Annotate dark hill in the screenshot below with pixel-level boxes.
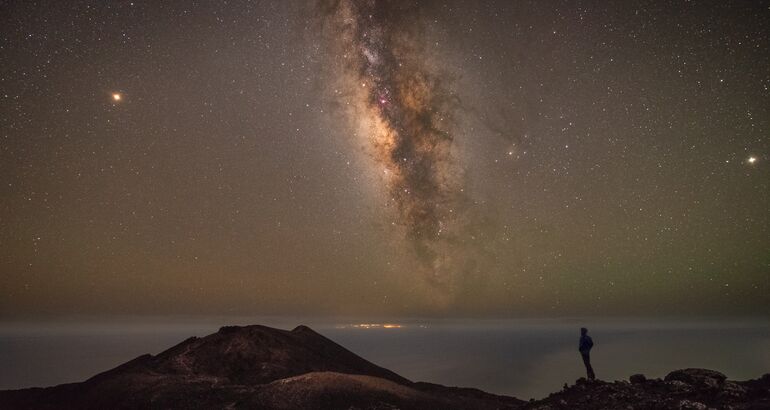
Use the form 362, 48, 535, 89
107, 324, 411, 386
0, 324, 521, 409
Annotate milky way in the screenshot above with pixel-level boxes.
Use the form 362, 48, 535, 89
319, 0, 470, 289
3, 0, 767, 317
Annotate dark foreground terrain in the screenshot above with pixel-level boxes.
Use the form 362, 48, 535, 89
0, 324, 767, 409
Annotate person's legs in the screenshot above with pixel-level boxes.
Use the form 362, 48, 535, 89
581, 353, 596, 380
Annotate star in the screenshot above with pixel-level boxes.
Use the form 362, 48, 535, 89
747, 156, 757, 164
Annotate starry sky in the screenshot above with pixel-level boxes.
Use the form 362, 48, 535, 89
1, 0, 768, 318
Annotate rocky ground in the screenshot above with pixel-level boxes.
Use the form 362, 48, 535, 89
527, 368, 770, 410
0, 324, 767, 409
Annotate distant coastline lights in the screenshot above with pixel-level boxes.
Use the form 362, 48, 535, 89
336, 323, 405, 329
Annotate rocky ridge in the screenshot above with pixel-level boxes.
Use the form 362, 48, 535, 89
527, 368, 770, 410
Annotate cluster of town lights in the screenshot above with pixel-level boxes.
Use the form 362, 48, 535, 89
336, 323, 403, 329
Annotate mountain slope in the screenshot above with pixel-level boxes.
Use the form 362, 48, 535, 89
111, 324, 412, 385
0, 324, 522, 409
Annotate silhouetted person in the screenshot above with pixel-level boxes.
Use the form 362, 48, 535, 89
579, 327, 595, 380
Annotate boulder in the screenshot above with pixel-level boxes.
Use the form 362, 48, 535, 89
719, 381, 747, 399
665, 379, 693, 392
629, 374, 647, 384
665, 369, 726, 389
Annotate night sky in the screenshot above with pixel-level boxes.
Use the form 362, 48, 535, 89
2, 1, 768, 318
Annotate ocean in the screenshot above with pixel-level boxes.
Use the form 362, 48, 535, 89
1, 318, 768, 399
